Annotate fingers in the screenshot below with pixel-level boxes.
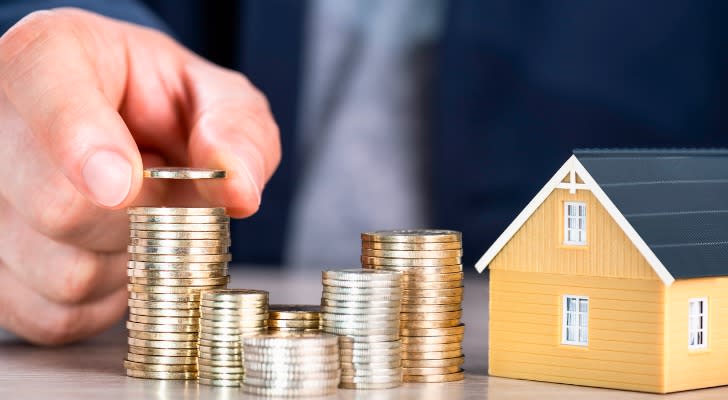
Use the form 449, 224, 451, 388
183, 60, 281, 217
0, 9, 143, 209
0, 263, 128, 345
0, 199, 128, 304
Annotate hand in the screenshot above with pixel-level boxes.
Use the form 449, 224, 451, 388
0, 8, 280, 345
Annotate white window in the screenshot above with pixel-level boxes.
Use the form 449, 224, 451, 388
688, 298, 707, 349
562, 295, 589, 346
564, 202, 586, 245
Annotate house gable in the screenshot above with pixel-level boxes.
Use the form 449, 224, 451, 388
475, 156, 674, 285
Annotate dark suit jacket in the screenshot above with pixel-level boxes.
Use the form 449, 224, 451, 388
2, 0, 726, 267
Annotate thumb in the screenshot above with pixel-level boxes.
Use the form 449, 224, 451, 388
184, 60, 281, 217
0, 10, 143, 208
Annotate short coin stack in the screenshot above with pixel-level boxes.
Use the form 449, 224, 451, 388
198, 289, 269, 387
125, 168, 231, 380
361, 229, 465, 383
242, 332, 340, 397
268, 305, 321, 332
320, 269, 403, 389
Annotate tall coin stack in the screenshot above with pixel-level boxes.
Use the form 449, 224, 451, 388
197, 289, 269, 387
361, 230, 465, 383
125, 167, 231, 380
320, 269, 403, 389
242, 332, 340, 397
268, 305, 321, 332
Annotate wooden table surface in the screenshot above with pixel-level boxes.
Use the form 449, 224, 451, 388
0, 268, 726, 399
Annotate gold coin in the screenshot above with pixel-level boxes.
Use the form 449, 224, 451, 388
361, 256, 461, 267
401, 356, 464, 368
401, 366, 462, 375
267, 319, 320, 329
403, 370, 464, 383
401, 287, 463, 298
127, 315, 197, 326
198, 353, 241, 362
401, 342, 462, 352
362, 241, 461, 250
200, 289, 269, 302
127, 261, 228, 271
124, 360, 197, 372
199, 318, 266, 329
129, 254, 232, 263
268, 327, 320, 333
128, 346, 198, 357
198, 333, 245, 342
198, 359, 242, 369
127, 269, 228, 279
127, 337, 198, 349
199, 325, 253, 335
400, 310, 462, 321
128, 276, 230, 286
128, 291, 201, 302
128, 207, 226, 216
401, 280, 462, 290
129, 215, 230, 224
398, 272, 464, 283
143, 167, 226, 179
268, 304, 320, 320
128, 331, 199, 341
199, 301, 268, 310
375, 266, 464, 277
198, 339, 243, 348
130, 237, 231, 247
400, 324, 465, 337
402, 349, 463, 360
198, 345, 241, 355
126, 321, 199, 333
126, 353, 198, 365
199, 372, 243, 381
401, 318, 460, 329
400, 334, 463, 345
129, 222, 229, 232
198, 365, 244, 374
125, 369, 197, 380
128, 284, 223, 294
360, 229, 461, 243
400, 304, 461, 313
400, 295, 462, 305
361, 248, 463, 259
130, 230, 229, 240
128, 245, 228, 255
198, 377, 240, 387
129, 307, 200, 318
373, 265, 463, 275
127, 299, 199, 310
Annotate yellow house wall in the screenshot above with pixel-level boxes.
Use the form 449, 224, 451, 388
490, 188, 658, 279
489, 270, 665, 392
664, 277, 728, 392
488, 187, 667, 392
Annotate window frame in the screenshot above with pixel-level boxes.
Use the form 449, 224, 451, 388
562, 295, 589, 346
563, 201, 587, 246
688, 297, 708, 350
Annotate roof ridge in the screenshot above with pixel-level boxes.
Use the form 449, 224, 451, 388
574, 148, 728, 157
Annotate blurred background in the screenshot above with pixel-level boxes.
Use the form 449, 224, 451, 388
8, 0, 727, 272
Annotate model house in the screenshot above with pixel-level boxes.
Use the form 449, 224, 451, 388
475, 149, 728, 393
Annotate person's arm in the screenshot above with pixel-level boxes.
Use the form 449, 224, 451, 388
0, 6, 280, 345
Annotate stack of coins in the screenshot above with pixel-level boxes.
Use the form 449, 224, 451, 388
197, 289, 269, 387
361, 229, 465, 383
268, 305, 321, 332
125, 168, 231, 380
242, 332, 340, 397
320, 269, 403, 390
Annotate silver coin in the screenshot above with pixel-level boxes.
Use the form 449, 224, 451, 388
143, 167, 226, 179
128, 214, 230, 224
322, 269, 402, 281
130, 230, 230, 240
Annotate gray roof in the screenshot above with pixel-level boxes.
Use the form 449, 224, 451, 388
574, 149, 728, 280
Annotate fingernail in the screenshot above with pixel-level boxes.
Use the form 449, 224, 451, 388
82, 150, 132, 207
237, 154, 265, 206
